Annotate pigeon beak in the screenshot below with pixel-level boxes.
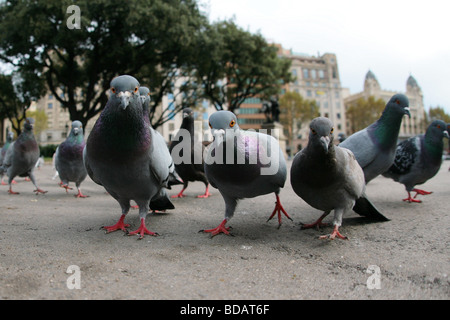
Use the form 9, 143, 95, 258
404, 107, 411, 118
212, 128, 225, 145
320, 136, 330, 153
118, 91, 132, 110
73, 128, 79, 135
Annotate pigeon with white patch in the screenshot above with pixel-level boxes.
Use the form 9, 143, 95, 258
382, 119, 449, 202
0, 118, 47, 194
290, 117, 383, 240
0, 131, 14, 185
83, 75, 175, 239
54, 120, 88, 197
169, 107, 211, 198
201, 110, 290, 236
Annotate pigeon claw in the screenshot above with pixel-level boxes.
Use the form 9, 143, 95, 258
319, 226, 348, 240
196, 186, 212, 198
266, 194, 292, 228
102, 215, 130, 233
127, 218, 158, 239
403, 191, 423, 203
200, 219, 232, 237
171, 191, 186, 198
34, 188, 48, 194
60, 184, 73, 193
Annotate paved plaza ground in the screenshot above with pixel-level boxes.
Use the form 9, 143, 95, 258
0, 160, 449, 300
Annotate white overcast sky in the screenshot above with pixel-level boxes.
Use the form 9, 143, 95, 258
205, 0, 450, 114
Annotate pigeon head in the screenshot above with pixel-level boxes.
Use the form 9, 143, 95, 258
182, 108, 194, 119
110, 75, 140, 110
6, 131, 14, 142
427, 120, 449, 140
209, 111, 239, 143
386, 94, 410, 118
139, 86, 151, 110
70, 120, 83, 136
308, 117, 334, 153
24, 118, 35, 131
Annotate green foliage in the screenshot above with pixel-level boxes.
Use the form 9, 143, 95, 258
190, 20, 293, 112
427, 106, 450, 124
279, 91, 319, 149
39, 144, 58, 158
0, 1, 292, 130
346, 96, 386, 133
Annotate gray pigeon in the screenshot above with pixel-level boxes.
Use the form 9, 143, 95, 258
139, 85, 181, 210
0, 131, 14, 185
0, 118, 47, 194
201, 110, 290, 236
169, 107, 211, 198
54, 120, 88, 197
382, 119, 449, 202
339, 94, 410, 218
291, 117, 367, 240
340, 93, 411, 183
83, 75, 175, 239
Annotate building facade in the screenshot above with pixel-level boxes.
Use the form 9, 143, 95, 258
343, 70, 425, 139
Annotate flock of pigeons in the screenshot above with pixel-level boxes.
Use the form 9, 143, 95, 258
0, 75, 448, 240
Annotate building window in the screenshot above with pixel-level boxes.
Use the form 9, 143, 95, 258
48, 103, 53, 109
48, 94, 53, 100
307, 90, 312, 97
318, 70, 325, 79
303, 69, 309, 79
310, 69, 316, 79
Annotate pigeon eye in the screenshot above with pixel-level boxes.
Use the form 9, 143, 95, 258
311, 128, 316, 135
229, 120, 236, 127
134, 87, 139, 93
437, 125, 441, 128
330, 128, 334, 134
111, 87, 116, 94
396, 100, 400, 105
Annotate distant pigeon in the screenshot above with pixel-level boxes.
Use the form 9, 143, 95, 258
54, 120, 88, 197
201, 110, 290, 236
0, 118, 47, 194
0, 131, 14, 185
340, 94, 411, 183
83, 75, 175, 239
169, 107, 211, 198
382, 120, 449, 202
291, 117, 386, 240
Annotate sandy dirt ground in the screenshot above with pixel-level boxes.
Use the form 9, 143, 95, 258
0, 160, 449, 300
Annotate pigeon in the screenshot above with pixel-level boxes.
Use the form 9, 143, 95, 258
136, 85, 181, 212
0, 131, 14, 185
169, 107, 211, 198
83, 75, 175, 239
340, 93, 411, 184
291, 117, 374, 240
0, 118, 47, 194
201, 110, 290, 236
54, 120, 88, 197
382, 119, 449, 202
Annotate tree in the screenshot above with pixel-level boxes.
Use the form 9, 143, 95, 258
0, 72, 46, 136
346, 96, 385, 134
193, 20, 293, 112
0, 0, 209, 129
279, 91, 319, 153
428, 106, 450, 123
